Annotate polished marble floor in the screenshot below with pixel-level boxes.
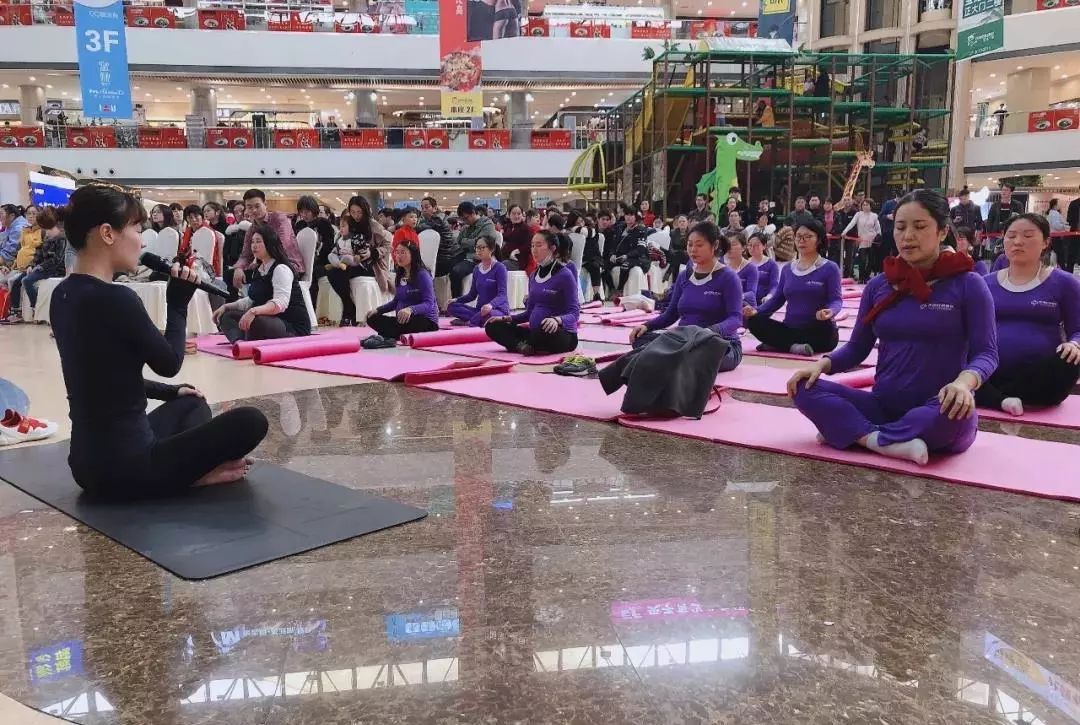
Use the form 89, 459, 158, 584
1, 324, 1080, 724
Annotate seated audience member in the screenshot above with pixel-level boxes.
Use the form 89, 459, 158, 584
724, 231, 758, 307
203, 201, 229, 237
581, 212, 606, 302
0, 204, 30, 268
231, 189, 306, 292
664, 214, 690, 284
953, 226, 988, 276
365, 241, 439, 342
214, 223, 312, 343
11, 204, 41, 272
6, 207, 66, 323
169, 203, 184, 231
976, 213, 1080, 416
719, 210, 743, 237
377, 207, 396, 231
485, 230, 579, 356
500, 204, 536, 274
222, 211, 250, 297
743, 212, 775, 242
148, 204, 174, 234
744, 219, 842, 356
293, 195, 336, 308
628, 221, 742, 372
748, 232, 779, 305
787, 189, 997, 466
604, 209, 652, 294
51, 185, 268, 498
447, 234, 509, 326
452, 201, 495, 297
327, 195, 392, 326
177, 204, 221, 278
392, 206, 420, 251
687, 194, 711, 225
638, 198, 656, 228
418, 196, 457, 280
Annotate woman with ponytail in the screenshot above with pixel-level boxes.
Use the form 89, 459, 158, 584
786, 189, 998, 466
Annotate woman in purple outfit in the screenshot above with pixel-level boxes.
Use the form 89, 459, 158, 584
786, 190, 998, 466
977, 213, 1080, 416
743, 218, 842, 357
365, 241, 439, 343
747, 232, 779, 305
724, 231, 759, 308
447, 234, 509, 326
628, 221, 743, 371
485, 230, 579, 355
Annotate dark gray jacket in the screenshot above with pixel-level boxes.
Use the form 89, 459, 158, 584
599, 325, 728, 419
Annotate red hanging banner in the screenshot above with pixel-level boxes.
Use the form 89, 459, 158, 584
569, 22, 610, 38
137, 127, 187, 148
689, 20, 718, 38
1028, 111, 1053, 132
272, 129, 321, 148
404, 129, 449, 149
438, 0, 482, 117
50, 4, 76, 26
468, 130, 510, 149
0, 126, 45, 148
530, 130, 573, 149
66, 126, 117, 148
126, 6, 175, 28
526, 18, 548, 36
0, 3, 32, 25
630, 22, 671, 39
267, 11, 313, 31
1052, 107, 1079, 131
197, 9, 246, 30
340, 129, 386, 148
204, 127, 254, 148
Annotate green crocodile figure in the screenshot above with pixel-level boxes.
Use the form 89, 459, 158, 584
695, 132, 764, 217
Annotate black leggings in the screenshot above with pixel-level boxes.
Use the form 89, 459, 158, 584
975, 353, 1080, 409
308, 265, 327, 310
368, 313, 438, 340
665, 250, 688, 281
485, 319, 578, 355
218, 309, 299, 344
747, 315, 839, 353
327, 265, 375, 323
450, 259, 475, 297
76, 397, 268, 499
582, 259, 603, 287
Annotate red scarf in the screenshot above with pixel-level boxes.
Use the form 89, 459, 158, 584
861, 251, 973, 324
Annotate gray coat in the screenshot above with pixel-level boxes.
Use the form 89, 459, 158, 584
598, 325, 729, 419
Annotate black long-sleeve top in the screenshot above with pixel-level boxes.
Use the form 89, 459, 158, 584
50, 274, 192, 478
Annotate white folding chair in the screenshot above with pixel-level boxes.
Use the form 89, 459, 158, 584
651, 230, 671, 251
350, 278, 392, 322
610, 266, 647, 297
190, 227, 216, 264
506, 270, 528, 309
141, 228, 158, 250
295, 227, 319, 329
568, 232, 586, 302
418, 229, 440, 272
155, 227, 180, 260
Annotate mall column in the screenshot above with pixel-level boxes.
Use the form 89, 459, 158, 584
352, 91, 379, 128
508, 91, 530, 149
19, 85, 44, 125
190, 87, 217, 148
1003, 66, 1050, 134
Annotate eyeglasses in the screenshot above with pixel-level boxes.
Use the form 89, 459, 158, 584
794, 233, 818, 241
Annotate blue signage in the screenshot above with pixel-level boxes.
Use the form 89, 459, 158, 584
28, 640, 84, 684
73, 0, 132, 119
385, 608, 460, 642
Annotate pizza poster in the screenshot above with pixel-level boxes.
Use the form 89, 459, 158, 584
438, 0, 482, 118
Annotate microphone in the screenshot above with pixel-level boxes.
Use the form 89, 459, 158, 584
139, 252, 239, 301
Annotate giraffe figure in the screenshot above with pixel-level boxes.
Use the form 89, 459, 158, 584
841, 149, 875, 202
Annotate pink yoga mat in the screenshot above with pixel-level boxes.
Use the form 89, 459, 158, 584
401, 327, 491, 348
610, 314, 659, 327
618, 395, 1080, 502
252, 337, 362, 364
740, 333, 878, 366
410, 372, 626, 421
841, 289, 863, 300
576, 325, 636, 344
602, 310, 654, 324
194, 334, 233, 358
230, 327, 371, 360
581, 300, 604, 310
263, 347, 476, 381
417, 341, 626, 366
402, 361, 515, 385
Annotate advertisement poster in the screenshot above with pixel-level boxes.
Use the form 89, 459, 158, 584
957, 0, 1003, 60
341, 129, 387, 148
137, 126, 186, 148
273, 128, 320, 148
529, 130, 572, 149
0, 127, 45, 147
125, 6, 175, 28
197, 8, 246, 30
74, 0, 132, 119
468, 129, 509, 149
439, 0, 482, 117
66, 125, 118, 147
758, 0, 795, 43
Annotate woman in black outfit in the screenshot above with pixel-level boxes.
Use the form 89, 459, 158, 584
148, 204, 174, 234
51, 186, 268, 499
202, 201, 229, 237
213, 222, 312, 342
293, 194, 336, 309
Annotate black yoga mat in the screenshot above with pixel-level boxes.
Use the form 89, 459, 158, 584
0, 441, 427, 580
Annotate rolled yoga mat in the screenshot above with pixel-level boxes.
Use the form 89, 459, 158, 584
0, 441, 427, 580
617, 392, 1080, 502
400, 327, 492, 348
252, 337, 362, 364
402, 361, 515, 385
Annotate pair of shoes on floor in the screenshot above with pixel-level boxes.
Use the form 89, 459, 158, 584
554, 353, 598, 377
449, 318, 469, 327
362, 334, 398, 350
338, 317, 355, 328
1, 409, 59, 446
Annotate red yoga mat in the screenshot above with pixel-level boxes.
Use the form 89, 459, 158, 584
252, 337, 362, 364
410, 371, 627, 421
263, 347, 477, 381
402, 361, 515, 385
618, 394, 1080, 502
401, 327, 491, 348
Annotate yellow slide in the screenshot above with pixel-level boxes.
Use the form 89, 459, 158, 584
627, 67, 694, 163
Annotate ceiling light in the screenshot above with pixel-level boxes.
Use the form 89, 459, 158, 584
61, 91, 67, 96
1063, 74, 1069, 79
145, 93, 151, 98
571, 91, 577, 97
1016, 65, 1024, 70
0, 84, 7, 89
418, 96, 425, 101
989, 73, 996, 78
28, 76, 35, 81
133, 85, 140, 90
369, 92, 378, 101
259, 87, 266, 92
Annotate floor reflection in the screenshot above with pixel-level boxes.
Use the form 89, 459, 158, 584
0, 383, 1077, 724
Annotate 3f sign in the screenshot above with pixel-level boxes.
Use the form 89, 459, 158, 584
84, 30, 119, 52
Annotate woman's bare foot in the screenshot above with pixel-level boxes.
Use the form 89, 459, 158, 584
195, 459, 252, 487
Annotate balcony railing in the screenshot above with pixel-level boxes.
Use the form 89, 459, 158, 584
0, 2, 758, 40
969, 107, 1079, 137
0, 121, 602, 150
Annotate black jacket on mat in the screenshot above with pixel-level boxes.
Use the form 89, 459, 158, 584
598, 325, 729, 419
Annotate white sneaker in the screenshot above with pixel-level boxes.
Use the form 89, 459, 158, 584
0, 409, 59, 446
